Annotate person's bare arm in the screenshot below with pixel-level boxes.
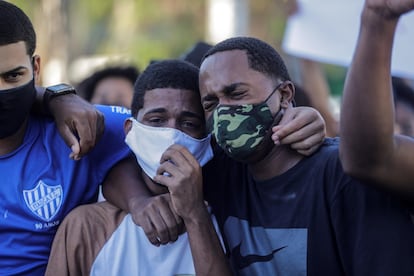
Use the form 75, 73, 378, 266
339, 0, 414, 198
155, 144, 232, 276
102, 156, 184, 246
34, 86, 104, 160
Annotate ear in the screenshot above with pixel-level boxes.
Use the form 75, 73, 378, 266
32, 55, 41, 84
279, 81, 295, 109
124, 118, 133, 136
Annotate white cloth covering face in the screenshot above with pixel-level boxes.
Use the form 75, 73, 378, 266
125, 117, 214, 179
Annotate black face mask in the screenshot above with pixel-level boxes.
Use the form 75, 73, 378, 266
0, 79, 36, 139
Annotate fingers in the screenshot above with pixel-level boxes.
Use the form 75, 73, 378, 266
277, 120, 325, 146
75, 115, 97, 157
272, 123, 298, 145
155, 145, 198, 186
272, 107, 303, 144
290, 132, 325, 156
51, 94, 104, 160
157, 202, 183, 243
137, 215, 162, 247
75, 109, 104, 158
296, 144, 321, 156
153, 145, 204, 220
130, 195, 184, 246
95, 111, 105, 143
59, 119, 95, 160
69, 144, 81, 161
56, 124, 81, 160
159, 144, 198, 168
272, 106, 325, 155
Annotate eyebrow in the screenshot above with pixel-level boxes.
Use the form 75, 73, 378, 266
144, 108, 203, 121
0, 66, 27, 77
201, 82, 246, 102
143, 108, 167, 115
223, 82, 244, 95
181, 110, 204, 121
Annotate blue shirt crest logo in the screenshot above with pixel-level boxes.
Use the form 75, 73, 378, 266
23, 180, 63, 221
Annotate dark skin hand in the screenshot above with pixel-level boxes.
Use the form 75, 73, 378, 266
154, 144, 232, 276
102, 156, 184, 246
37, 86, 105, 160
128, 192, 184, 246
154, 145, 205, 221
272, 106, 326, 156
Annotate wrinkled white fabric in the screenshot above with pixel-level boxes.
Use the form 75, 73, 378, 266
125, 118, 213, 179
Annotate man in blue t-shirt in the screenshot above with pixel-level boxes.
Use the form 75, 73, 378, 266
0, 2, 139, 274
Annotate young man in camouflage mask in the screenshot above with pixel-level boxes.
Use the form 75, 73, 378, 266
189, 36, 413, 275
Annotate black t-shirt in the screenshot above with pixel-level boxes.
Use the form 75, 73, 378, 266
203, 138, 414, 275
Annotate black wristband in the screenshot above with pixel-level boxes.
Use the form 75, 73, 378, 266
43, 83, 76, 114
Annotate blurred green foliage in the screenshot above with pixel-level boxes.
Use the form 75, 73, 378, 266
324, 64, 347, 97
9, 0, 345, 94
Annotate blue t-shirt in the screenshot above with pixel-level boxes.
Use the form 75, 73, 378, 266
203, 138, 414, 275
0, 105, 131, 275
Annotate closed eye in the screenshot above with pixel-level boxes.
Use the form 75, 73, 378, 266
203, 100, 218, 112
229, 90, 247, 100
202, 94, 219, 112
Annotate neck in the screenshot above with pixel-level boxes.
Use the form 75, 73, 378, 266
0, 121, 28, 156
248, 144, 303, 181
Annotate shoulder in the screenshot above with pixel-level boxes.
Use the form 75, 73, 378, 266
94, 105, 130, 143
302, 137, 341, 172
317, 137, 340, 155
311, 137, 345, 172
85, 106, 131, 172
96, 105, 131, 125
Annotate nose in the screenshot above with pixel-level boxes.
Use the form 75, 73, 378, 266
165, 119, 177, 130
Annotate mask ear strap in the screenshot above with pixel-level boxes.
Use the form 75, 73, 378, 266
265, 81, 285, 103
271, 107, 284, 127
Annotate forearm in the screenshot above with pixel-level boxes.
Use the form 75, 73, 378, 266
340, 8, 397, 174
32, 86, 48, 115
102, 156, 151, 212
340, 7, 414, 196
184, 207, 232, 276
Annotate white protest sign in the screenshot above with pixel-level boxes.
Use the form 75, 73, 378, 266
282, 0, 414, 79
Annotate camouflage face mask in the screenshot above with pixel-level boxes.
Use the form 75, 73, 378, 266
207, 83, 284, 161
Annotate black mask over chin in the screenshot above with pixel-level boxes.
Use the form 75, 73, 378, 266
0, 79, 36, 139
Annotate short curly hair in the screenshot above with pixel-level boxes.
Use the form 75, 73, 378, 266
0, 1, 36, 56
131, 59, 200, 117
202, 36, 291, 83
